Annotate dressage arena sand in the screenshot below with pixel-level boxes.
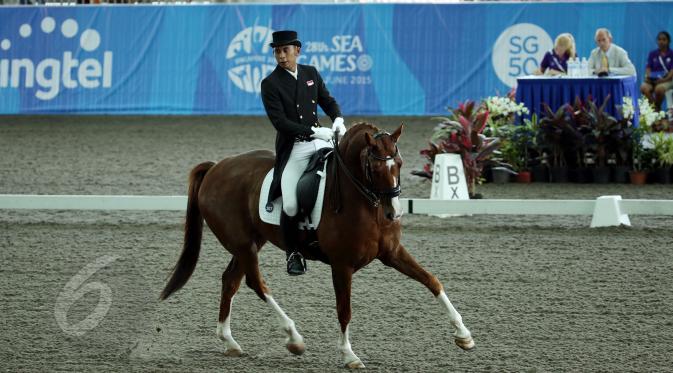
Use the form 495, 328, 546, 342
1, 115, 672, 372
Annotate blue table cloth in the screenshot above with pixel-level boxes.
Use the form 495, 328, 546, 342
515, 75, 639, 126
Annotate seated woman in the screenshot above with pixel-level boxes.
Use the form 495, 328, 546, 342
534, 33, 576, 76
640, 31, 673, 111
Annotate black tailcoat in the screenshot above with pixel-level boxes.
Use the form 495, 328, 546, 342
261, 63, 341, 205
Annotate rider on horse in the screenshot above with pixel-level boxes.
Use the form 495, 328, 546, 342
260, 30, 346, 276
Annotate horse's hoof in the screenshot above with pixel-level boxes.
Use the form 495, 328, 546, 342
286, 342, 305, 356
345, 359, 366, 369
223, 348, 243, 357
455, 336, 475, 351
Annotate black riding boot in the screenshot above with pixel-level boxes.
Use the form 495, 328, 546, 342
280, 212, 307, 276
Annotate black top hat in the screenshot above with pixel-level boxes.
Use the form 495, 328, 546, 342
270, 30, 302, 48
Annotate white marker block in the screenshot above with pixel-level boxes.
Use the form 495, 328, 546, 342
591, 195, 631, 228
430, 154, 470, 201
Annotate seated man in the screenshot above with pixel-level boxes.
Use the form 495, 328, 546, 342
588, 28, 636, 76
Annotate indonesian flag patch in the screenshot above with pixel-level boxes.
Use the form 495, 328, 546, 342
307, 80, 314, 86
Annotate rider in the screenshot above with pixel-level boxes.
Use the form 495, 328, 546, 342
261, 30, 346, 276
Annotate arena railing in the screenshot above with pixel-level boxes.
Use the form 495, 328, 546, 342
1, 194, 672, 228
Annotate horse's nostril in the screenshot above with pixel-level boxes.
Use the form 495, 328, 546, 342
386, 212, 395, 220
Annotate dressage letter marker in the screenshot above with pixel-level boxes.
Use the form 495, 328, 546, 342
430, 154, 469, 201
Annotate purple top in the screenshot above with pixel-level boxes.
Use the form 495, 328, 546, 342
646, 49, 673, 78
540, 50, 569, 73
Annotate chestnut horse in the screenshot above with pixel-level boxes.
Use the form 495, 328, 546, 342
160, 122, 474, 368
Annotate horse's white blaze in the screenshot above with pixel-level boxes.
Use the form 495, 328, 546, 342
217, 306, 242, 353
386, 158, 395, 170
391, 196, 403, 219
437, 290, 471, 340
265, 294, 304, 345
339, 325, 364, 367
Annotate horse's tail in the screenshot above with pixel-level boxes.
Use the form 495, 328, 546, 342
160, 161, 215, 301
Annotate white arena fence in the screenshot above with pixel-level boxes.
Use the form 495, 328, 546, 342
1, 194, 672, 227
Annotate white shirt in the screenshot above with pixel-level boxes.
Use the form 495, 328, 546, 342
588, 44, 636, 76
284, 67, 298, 80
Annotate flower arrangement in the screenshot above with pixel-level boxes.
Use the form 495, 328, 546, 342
481, 94, 530, 137
621, 96, 666, 130
482, 95, 530, 121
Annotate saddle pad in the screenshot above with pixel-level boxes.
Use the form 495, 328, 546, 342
258, 162, 328, 230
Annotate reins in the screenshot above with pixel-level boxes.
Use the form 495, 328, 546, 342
329, 130, 402, 214
330, 131, 381, 213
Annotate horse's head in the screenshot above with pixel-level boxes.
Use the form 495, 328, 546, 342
362, 124, 404, 221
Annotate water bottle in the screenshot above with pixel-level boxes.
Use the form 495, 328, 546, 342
568, 58, 577, 77
580, 57, 589, 77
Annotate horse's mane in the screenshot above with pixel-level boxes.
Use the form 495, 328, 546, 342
340, 122, 379, 158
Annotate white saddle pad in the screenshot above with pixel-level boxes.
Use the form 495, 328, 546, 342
258, 162, 328, 230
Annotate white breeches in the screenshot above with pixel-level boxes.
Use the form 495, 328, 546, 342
281, 138, 332, 217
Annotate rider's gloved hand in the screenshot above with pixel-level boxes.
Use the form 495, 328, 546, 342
311, 126, 333, 142
331, 117, 347, 137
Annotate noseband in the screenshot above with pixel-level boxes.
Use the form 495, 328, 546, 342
331, 130, 402, 211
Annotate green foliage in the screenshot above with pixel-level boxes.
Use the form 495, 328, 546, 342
650, 132, 673, 167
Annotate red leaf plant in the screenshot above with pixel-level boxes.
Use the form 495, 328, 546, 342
412, 101, 502, 196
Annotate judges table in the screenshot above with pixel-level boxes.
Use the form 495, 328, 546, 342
515, 75, 639, 125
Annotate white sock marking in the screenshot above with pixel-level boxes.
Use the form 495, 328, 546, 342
265, 294, 304, 345
437, 290, 471, 339
216, 297, 242, 353
339, 325, 363, 367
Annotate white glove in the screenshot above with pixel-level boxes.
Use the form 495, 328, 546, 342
332, 117, 347, 137
311, 126, 333, 142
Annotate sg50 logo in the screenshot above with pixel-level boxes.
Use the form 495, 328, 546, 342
492, 23, 553, 88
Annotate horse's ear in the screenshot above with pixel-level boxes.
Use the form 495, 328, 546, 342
365, 132, 375, 147
391, 123, 404, 142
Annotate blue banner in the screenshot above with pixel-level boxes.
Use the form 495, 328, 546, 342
0, 2, 672, 115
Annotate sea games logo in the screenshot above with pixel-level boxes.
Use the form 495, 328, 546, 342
0, 17, 113, 100
299, 35, 373, 86
226, 25, 276, 94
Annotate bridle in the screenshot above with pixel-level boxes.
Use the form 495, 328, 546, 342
364, 132, 402, 199
330, 130, 402, 212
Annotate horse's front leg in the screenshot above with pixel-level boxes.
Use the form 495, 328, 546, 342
331, 265, 365, 368
379, 244, 475, 350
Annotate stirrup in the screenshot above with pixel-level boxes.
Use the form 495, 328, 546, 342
286, 252, 307, 276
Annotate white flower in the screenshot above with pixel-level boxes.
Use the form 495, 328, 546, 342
636, 96, 666, 128
484, 96, 529, 117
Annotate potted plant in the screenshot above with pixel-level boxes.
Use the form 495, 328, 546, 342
510, 114, 538, 183
567, 97, 594, 183
612, 99, 637, 183
413, 101, 503, 198
630, 127, 651, 185
586, 96, 618, 183
481, 95, 530, 184
538, 103, 581, 182
650, 131, 673, 183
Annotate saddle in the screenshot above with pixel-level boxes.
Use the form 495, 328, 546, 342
296, 147, 332, 223
258, 148, 332, 230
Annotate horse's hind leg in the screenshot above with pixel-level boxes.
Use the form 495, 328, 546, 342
217, 257, 245, 356
242, 246, 305, 355
379, 244, 474, 351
